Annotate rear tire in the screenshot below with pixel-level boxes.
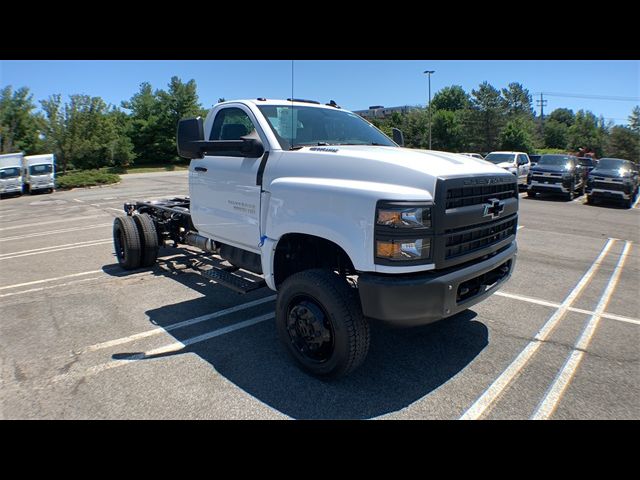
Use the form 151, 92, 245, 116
276, 269, 370, 379
113, 216, 141, 270
133, 213, 159, 267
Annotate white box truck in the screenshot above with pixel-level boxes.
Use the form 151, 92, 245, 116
0, 152, 25, 197
23, 154, 55, 193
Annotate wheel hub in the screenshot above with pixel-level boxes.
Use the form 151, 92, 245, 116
287, 299, 333, 360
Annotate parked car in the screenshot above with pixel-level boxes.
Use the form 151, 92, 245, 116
484, 151, 531, 188
586, 157, 639, 208
527, 154, 587, 200
459, 153, 484, 160
577, 156, 598, 173
529, 154, 542, 166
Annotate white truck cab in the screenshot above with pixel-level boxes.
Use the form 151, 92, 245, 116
0, 152, 25, 197
484, 151, 531, 186
116, 99, 519, 378
22, 154, 55, 193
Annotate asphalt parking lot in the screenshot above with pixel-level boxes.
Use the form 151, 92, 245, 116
1, 171, 638, 419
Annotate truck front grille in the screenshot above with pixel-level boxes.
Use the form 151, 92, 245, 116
444, 215, 517, 260
445, 182, 516, 209
592, 181, 625, 192
531, 174, 563, 184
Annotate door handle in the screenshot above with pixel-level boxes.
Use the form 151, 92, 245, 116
194, 167, 208, 172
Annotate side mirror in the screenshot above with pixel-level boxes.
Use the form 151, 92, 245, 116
177, 117, 205, 159
392, 128, 404, 147
177, 117, 265, 159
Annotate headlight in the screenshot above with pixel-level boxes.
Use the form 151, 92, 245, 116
376, 204, 431, 229
376, 238, 431, 261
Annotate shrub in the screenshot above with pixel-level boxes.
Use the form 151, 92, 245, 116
56, 170, 120, 189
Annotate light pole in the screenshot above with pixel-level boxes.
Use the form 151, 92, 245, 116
423, 70, 435, 149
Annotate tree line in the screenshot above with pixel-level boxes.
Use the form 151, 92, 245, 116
371, 83, 639, 161
1, 78, 638, 173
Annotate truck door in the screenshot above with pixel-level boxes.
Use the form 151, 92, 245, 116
189, 105, 266, 253
517, 154, 529, 183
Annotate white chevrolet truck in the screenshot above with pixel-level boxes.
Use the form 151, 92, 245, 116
114, 99, 519, 378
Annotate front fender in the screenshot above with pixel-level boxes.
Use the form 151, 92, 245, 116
260, 177, 433, 275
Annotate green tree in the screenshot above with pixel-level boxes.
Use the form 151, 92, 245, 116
0, 86, 44, 154
502, 82, 533, 117
431, 110, 465, 151
431, 85, 470, 112
543, 119, 569, 149
606, 126, 640, 162
629, 106, 640, 133
122, 82, 164, 164
469, 81, 506, 152
548, 108, 575, 126
40, 94, 134, 172
567, 110, 605, 156
500, 118, 534, 152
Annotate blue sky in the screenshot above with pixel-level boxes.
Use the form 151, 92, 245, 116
1, 60, 638, 125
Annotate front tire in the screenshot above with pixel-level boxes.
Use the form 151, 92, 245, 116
527, 190, 536, 198
276, 269, 370, 379
113, 216, 142, 270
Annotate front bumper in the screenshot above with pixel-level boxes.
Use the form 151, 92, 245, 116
30, 182, 55, 191
358, 241, 517, 327
528, 180, 569, 193
0, 184, 22, 194
587, 188, 632, 201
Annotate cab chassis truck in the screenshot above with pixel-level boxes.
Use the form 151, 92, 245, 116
113, 99, 518, 379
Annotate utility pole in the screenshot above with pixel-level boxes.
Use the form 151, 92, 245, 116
424, 70, 435, 149
536, 93, 547, 137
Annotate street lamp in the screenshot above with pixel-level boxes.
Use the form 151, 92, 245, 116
423, 70, 435, 149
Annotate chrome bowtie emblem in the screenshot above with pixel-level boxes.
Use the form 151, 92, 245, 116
483, 198, 504, 219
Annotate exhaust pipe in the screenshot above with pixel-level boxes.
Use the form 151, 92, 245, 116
184, 232, 217, 252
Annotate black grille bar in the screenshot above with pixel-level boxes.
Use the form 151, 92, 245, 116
445, 182, 517, 209
445, 216, 517, 260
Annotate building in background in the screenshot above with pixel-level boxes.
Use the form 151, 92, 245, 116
353, 105, 420, 119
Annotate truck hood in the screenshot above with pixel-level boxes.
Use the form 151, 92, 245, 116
531, 164, 570, 174
296, 145, 508, 177
496, 161, 516, 168
269, 146, 515, 201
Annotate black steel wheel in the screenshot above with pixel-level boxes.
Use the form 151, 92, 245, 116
133, 213, 159, 267
113, 216, 141, 270
276, 269, 370, 379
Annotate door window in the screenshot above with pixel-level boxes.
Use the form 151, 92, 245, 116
210, 107, 256, 140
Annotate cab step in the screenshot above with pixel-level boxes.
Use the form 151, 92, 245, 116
190, 260, 266, 294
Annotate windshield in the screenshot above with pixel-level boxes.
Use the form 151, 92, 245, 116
484, 153, 515, 164
0, 167, 21, 179
577, 158, 595, 166
597, 158, 627, 170
257, 105, 396, 149
29, 164, 53, 175
539, 155, 572, 166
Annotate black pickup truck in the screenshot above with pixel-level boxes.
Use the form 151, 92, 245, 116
586, 157, 639, 208
527, 154, 587, 200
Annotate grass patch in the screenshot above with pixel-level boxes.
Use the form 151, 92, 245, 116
56, 170, 121, 189
104, 163, 189, 174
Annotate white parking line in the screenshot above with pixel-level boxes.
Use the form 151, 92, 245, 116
0, 239, 112, 261
517, 225, 524, 230
531, 241, 632, 420
0, 269, 104, 291
0, 214, 107, 231
632, 195, 640, 209
54, 312, 275, 382
494, 291, 640, 326
0, 223, 111, 242
459, 238, 616, 420
82, 295, 277, 353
